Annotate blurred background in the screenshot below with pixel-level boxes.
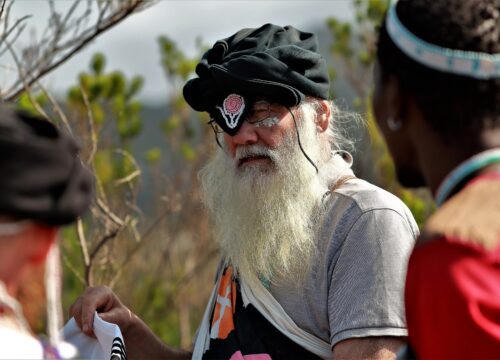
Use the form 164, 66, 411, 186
0, 0, 433, 349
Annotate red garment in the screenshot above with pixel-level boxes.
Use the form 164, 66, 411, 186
406, 238, 500, 359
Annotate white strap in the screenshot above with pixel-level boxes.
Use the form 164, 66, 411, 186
192, 278, 220, 360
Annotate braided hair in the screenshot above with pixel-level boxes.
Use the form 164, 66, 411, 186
377, 0, 500, 149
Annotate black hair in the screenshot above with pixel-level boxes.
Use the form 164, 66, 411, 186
377, 0, 500, 149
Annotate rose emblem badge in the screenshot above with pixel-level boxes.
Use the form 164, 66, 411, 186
216, 94, 246, 130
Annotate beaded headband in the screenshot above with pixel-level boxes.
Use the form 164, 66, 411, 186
386, 0, 500, 79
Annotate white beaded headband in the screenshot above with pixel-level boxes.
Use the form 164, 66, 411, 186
386, 0, 500, 79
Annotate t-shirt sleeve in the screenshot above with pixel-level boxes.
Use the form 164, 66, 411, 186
328, 209, 415, 347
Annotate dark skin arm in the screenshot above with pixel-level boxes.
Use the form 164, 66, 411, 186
69, 286, 191, 360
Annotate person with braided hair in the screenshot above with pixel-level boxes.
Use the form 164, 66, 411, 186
0, 106, 93, 358
372, 0, 500, 358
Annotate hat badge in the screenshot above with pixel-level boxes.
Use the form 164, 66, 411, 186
216, 94, 245, 129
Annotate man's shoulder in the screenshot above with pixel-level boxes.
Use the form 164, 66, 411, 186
329, 178, 412, 216
320, 178, 419, 248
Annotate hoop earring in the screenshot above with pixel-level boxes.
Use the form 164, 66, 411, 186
387, 117, 402, 131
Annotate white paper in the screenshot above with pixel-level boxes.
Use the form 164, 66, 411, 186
63, 312, 126, 360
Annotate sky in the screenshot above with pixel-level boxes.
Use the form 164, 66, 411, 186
3, 1, 353, 104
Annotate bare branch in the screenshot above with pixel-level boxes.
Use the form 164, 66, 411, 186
115, 170, 141, 186
0, 15, 32, 52
2, 1, 15, 35
61, 0, 80, 30
85, 223, 124, 286
35, 80, 73, 135
0, 21, 28, 58
77, 219, 90, 267
109, 208, 171, 285
96, 0, 112, 27
71, 1, 93, 40
0, 0, 7, 20
61, 252, 86, 286
113, 148, 142, 186
176, 247, 218, 292
96, 197, 125, 227
5, 41, 50, 120
80, 86, 98, 164
4, 0, 151, 101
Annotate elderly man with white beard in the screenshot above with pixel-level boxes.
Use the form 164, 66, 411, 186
70, 24, 419, 359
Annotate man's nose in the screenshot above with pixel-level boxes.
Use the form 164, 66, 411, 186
230, 121, 258, 145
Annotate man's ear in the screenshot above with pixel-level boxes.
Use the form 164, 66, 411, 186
316, 99, 330, 133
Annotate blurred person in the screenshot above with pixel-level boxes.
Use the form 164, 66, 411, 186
372, 0, 500, 358
70, 24, 418, 359
0, 106, 93, 358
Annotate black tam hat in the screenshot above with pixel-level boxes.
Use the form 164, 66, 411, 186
183, 23, 330, 135
0, 106, 93, 225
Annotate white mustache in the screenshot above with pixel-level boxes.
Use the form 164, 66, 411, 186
234, 145, 276, 163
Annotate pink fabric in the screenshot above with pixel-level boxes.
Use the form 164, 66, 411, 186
230, 350, 272, 360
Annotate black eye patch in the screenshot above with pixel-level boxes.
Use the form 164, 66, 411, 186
212, 93, 252, 136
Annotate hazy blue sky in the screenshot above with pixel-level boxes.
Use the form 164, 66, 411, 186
4, 1, 353, 104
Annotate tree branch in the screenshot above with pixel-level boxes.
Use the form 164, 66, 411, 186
5, 41, 50, 119
4, 0, 150, 101
85, 223, 125, 286
0, 0, 7, 20
80, 86, 98, 164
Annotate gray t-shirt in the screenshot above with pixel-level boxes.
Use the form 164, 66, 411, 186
269, 178, 419, 348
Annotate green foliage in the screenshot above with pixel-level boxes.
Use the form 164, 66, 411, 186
157, 35, 210, 165
17, 92, 48, 116
107, 72, 126, 98
132, 276, 181, 346
400, 189, 434, 228
145, 147, 162, 165
91, 53, 106, 75
67, 52, 144, 139
180, 142, 196, 161
127, 76, 144, 100
327, 19, 353, 58
158, 36, 197, 81
116, 100, 142, 138
94, 150, 114, 184
60, 226, 87, 312
162, 114, 181, 135
354, 0, 389, 23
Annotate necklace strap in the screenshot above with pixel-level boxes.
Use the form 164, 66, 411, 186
435, 148, 500, 207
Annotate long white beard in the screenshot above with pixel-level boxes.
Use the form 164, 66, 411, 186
199, 107, 350, 285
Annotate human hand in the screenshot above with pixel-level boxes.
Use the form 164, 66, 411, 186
69, 286, 135, 338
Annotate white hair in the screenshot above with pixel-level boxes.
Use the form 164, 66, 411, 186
199, 101, 357, 286
302, 97, 363, 155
